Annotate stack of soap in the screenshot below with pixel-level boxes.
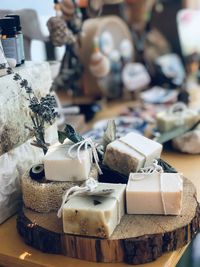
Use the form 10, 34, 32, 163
62, 183, 126, 238
103, 132, 162, 176
21, 165, 98, 213
44, 142, 92, 182
126, 172, 183, 215
156, 104, 199, 133
0, 123, 57, 223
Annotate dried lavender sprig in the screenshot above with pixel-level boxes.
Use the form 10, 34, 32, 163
12, 72, 58, 154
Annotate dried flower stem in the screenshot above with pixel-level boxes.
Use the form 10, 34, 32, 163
12, 71, 58, 154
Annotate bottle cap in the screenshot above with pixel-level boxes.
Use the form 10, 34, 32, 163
5, 15, 22, 31
0, 18, 17, 31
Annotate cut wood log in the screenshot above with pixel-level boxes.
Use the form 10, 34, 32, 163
17, 178, 200, 264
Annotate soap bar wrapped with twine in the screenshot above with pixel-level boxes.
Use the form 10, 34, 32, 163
44, 124, 102, 182
156, 102, 198, 133
59, 177, 126, 238
126, 160, 183, 215
57, 177, 114, 218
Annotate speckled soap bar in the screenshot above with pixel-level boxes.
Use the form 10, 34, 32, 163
62, 183, 126, 238
156, 109, 198, 133
104, 132, 162, 176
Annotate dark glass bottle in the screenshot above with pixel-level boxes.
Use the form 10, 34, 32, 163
6, 14, 25, 64
0, 18, 21, 67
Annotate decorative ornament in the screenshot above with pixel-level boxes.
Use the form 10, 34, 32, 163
47, 16, 75, 47
29, 164, 45, 181
48, 0, 83, 94
89, 38, 110, 78
60, 0, 76, 21
87, 0, 103, 17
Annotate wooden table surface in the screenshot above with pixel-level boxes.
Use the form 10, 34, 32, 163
0, 100, 200, 267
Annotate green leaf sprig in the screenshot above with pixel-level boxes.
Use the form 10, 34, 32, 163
155, 118, 200, 144
58, 124, 84, 144
157, 159, 177, 173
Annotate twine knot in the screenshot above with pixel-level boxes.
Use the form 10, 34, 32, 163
68, 138, 102, 174
57, 177, 98, 218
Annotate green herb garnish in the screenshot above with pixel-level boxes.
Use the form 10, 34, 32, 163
157, 159, 177, 173
156, 118, 200, 144
58, 124, 84, 144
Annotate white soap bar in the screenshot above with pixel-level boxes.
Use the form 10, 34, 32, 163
62, 183, 126, 238
44, 143, 91, 182
126, 172, 183, 215
104, 132, 162, 175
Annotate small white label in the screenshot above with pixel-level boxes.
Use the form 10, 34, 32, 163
19, 33, 25, 61
1, 37, 19, 64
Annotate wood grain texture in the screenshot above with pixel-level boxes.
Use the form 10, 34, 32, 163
16, 177, 200, 264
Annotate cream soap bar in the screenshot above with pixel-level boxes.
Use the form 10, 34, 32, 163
44, 143, 91, 182
62, 183, 126, 238
156, 107, 198, 133
104, 132, 162, 175
126, 172, 183, 215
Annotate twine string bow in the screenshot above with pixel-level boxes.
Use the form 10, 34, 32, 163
168, 102, 196, 126
68, 138, 102, 174
57, 177, 98, 218
131, 160, 167, 214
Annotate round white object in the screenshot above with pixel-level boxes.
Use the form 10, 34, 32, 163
109, 49, 120, 62
120, 39, 133, 60
7, 58, 17, 68
89, 51, 110, 78
99, 31, 114, 56
122, 63, 150, 91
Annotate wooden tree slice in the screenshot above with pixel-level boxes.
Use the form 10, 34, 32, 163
17, 178, 200, 265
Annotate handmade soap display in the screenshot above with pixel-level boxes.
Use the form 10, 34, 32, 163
21, 123, 100, 213
14, 0, 200, 265
17, 119, 200, 264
